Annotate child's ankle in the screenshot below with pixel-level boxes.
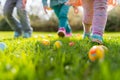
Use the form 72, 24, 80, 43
91, 34, 103, 44
83, 32, 90, 39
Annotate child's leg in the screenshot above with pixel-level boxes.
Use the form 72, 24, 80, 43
16, 0, 33, 38
51, 5, 61, 25
82, 0, 94, 38
52, 4, 71, 37
3, 0, 22, 37
92, 0, 107, 36
60, 4, 71, 34
52, 5, 65, 37
91, 0, 107, 44
65, 22, 72, 37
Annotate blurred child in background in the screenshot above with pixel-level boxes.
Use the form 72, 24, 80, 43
3, 0, 33, 38
42, 0, 72, 37
66, 0, 117, 44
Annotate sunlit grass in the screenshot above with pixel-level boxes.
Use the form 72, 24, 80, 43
0, 31, 120, 80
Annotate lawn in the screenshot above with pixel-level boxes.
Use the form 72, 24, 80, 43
0, 31, 120, 80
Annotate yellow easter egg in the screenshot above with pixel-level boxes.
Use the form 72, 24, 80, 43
42, 39, 50, 46
88, 45, 104, 62
96, 46, 104, 59
54, 41, 62, 49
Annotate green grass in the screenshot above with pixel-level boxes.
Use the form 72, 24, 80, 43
0, 31, 120, 80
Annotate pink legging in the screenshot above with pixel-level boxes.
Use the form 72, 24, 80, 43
82, 0, 108, 36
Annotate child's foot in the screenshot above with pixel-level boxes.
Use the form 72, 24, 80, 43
83, 33, 90, 39
57, 27, 66, 37
91, 34, 103, 44
14, 31, 22, 38
23, 31, 32, 38
66, 32, 72, 37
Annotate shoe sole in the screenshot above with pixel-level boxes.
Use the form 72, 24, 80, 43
92, 39, 103, 45
23, 33, 32, 38
58, 32, 65, 37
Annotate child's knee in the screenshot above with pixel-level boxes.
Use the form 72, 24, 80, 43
17, 7, 26, 16
59, 12, 68, 18
59, 9, 68, 18
3, 9, 12, 18
83, 14, 93, 24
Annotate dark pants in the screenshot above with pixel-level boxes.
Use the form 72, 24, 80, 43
3, 0, 32, 34
52, 4, 71, 33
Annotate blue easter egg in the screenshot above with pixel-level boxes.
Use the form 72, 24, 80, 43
0, 42, 7, 51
